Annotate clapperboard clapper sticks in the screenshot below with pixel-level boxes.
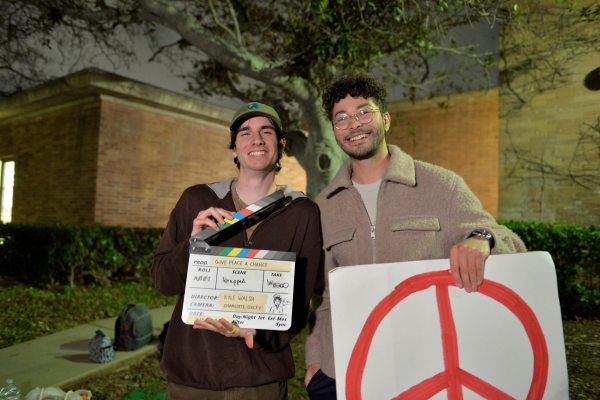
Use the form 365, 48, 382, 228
189, 189, 286, 254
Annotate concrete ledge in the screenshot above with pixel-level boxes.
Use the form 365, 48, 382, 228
55, 341, 161, 389
0, 306, 174, 395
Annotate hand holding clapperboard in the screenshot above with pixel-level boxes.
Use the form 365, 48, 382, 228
181, 190, 296, 330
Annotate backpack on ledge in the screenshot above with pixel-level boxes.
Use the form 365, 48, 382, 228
114, 303, 153, 351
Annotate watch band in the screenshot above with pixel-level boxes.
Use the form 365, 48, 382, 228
469, 229, 495, 249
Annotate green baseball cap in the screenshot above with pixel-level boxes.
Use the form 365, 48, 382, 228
230, 102, 282, 132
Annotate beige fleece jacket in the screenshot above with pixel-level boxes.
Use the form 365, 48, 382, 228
305, 145, 526, 379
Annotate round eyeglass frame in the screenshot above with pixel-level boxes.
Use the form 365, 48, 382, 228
334, 108, 380, 130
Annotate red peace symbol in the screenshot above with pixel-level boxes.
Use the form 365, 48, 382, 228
346, 270, 549, 400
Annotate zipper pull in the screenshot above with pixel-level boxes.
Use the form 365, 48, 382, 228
370, 225, 375, 239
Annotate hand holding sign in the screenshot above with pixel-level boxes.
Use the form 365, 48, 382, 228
449, 237, 491, 293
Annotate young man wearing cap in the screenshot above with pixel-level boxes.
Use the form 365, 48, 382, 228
303, 74, 526, 399
151, 102, 323, 399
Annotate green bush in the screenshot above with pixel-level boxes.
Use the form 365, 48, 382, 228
500, 220, 600, 319
1, 221, 598, 318
0, 223, 164, 287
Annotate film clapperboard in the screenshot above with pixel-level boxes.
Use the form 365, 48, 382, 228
182, 190, 296, 330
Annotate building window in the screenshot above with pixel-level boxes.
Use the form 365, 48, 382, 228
1, 160, 15, 223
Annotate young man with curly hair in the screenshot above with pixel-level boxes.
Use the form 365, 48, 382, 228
303, 74, 526, 399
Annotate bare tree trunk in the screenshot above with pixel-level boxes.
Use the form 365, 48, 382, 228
286, 98, 347, 199
303, 108, 347, 199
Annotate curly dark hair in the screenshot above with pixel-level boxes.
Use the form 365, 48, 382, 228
322, 73, 388, 122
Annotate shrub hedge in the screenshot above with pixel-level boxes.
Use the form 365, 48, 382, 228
500, 220, 600, 319
0, 223, 164, 287
0, 221, 598, 318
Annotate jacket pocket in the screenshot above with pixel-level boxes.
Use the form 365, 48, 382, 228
389, 216, 440, 232
388, 216, 440, 261
323, 226, 357, 266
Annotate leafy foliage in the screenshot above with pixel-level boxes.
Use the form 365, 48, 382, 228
0, 0, 501, 196
0, 223, 164, 287
186, 0, 492, 88
0, 0, 138, 97
1, 0, 497, 98
1, 221, 599, 318
500, 220, 600, 318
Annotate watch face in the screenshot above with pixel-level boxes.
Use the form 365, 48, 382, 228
468, 230, 495, 249
472, 230, 492, 240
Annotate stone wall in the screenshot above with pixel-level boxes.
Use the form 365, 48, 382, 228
499, 9, 600, 225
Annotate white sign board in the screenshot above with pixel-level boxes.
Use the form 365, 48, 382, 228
182, 247, 296, 330
329, 252, 568, 399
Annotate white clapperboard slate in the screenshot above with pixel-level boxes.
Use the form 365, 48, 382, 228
329, 252, 569, 400
182, 190, 296, 330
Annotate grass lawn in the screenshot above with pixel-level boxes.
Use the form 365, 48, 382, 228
2, 277, 599, 399
61, 328, 311, 400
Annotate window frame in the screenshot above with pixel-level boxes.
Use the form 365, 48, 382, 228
0, 158, 15, 223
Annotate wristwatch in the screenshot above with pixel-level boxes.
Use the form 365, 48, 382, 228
468, 229, 495, 249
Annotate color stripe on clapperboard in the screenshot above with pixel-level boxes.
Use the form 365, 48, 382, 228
214, 247, 295, 261
216, 191, 283, 229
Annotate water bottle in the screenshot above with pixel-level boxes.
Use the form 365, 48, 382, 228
0, 379, 20, 400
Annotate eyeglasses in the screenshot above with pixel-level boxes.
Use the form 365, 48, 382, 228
333, 108, 380, 130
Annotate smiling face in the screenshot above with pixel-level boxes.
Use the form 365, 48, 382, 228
231, 116, 284, 174
331, 95, 391, 160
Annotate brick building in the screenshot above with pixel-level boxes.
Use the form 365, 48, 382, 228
388, 89, 499, 218
0, 69, 500, 227
390, 47, 599, 227
0, 69, 306, 227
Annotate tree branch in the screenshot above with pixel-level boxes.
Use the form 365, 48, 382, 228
208, 0, 241, 46
138, 0, 313, 103
226, 0, 242, 45
224, 70, 250, 102
373, 60, 447, 93
148, 39, 184, 62
28, 0, 122, 28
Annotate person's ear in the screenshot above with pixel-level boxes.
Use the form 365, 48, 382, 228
383, 112, 391, 132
